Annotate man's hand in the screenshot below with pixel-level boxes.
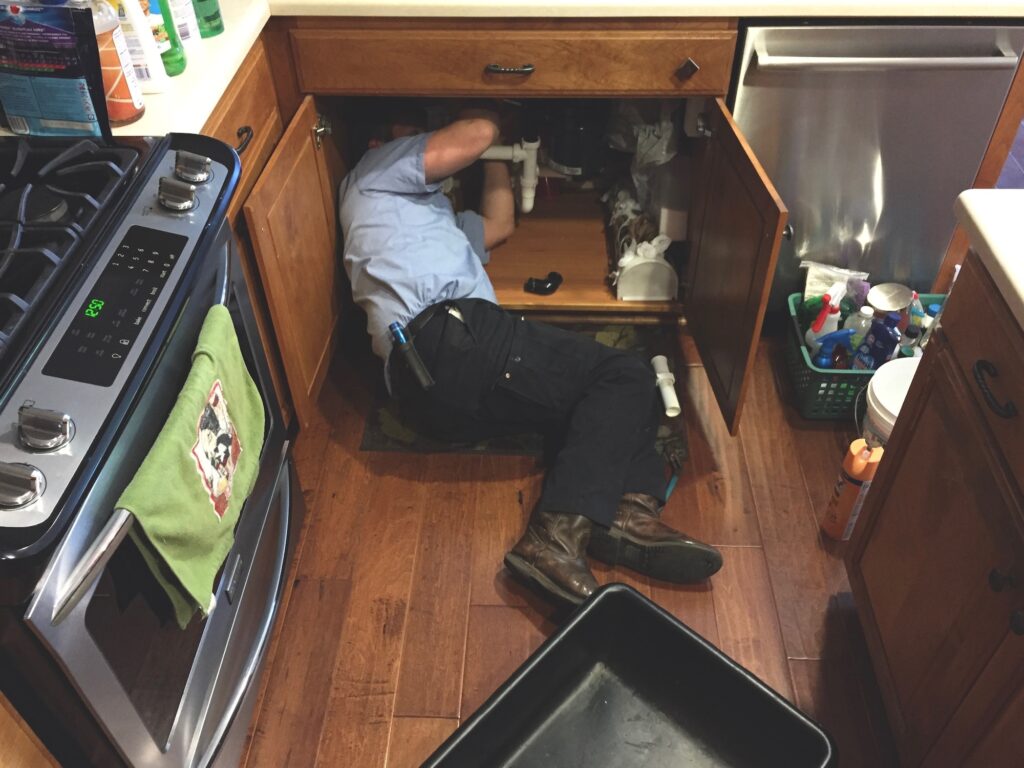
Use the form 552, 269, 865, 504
423, 108, 500, 183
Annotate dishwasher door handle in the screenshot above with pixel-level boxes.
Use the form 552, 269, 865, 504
753, 41, 1019, 71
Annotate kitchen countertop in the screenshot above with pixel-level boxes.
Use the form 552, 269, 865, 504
955, 189, 1024, 330
269, 0, 1024, 17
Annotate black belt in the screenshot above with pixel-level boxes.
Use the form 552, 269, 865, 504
407, 303, 465, 338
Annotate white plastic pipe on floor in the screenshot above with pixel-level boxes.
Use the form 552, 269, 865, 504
479, 139, 540, 213
652, 355, 681, 418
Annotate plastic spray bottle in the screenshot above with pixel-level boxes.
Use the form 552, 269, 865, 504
812, 329, 856, 369
805, 282, 847, 355
821, 439, 884, 541
149, 0, 187, 76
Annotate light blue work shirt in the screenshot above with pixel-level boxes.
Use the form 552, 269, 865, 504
338, 132, 497, 374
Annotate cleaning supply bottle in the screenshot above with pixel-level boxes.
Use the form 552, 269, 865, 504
166, 0, 202, 50
899, 325, 922, 357
114, 0, 169, 93
908, 291, 926, 327
852, 313, 901, 370
843, 305, 875, 350
804, 282, 847, 355
811, 329, 856, 369
191, 0, 224, 37
72, 0, 145, 125
822, 439, 884, 541
149, 0, 187, 76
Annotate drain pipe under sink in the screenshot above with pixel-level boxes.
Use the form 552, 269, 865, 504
479, 139, 540, 213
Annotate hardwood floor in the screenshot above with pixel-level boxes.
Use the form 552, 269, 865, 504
242, 333, 898, 768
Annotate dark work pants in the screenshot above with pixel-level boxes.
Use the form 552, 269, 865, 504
390, 299, 666, 526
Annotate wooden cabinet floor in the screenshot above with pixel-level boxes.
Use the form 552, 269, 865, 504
238, 336, 898, 768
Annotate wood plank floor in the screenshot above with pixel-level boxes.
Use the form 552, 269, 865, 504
242, 333, 898, 768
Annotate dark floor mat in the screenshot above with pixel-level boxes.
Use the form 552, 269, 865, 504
359, 324, 688, 465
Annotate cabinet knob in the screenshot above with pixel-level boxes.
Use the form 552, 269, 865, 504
675, 57, 700, 79
990, 568, 1016, 593
1012, 610, 1024, 636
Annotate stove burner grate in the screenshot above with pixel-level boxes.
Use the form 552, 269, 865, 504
0, 138, 138, 367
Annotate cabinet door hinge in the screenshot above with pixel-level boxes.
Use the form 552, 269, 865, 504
313, 115, 333, 149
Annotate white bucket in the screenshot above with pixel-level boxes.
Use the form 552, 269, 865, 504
863, 356, 922, 447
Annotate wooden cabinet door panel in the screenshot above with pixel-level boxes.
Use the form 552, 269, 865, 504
202, 37, 283, 223
854, 340, 1024, 765
686, 98, 787, 435
244, 96, 339, 429
940, 253, 1024, 490
290, 27, 736, 97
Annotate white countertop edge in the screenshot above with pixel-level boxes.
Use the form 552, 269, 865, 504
954, 189, 1024, 330
111, 0, 270, 137
268, 0, 1024, 18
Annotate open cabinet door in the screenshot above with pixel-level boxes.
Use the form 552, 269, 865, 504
245, 96, 340, 429
687, 98, 787, 435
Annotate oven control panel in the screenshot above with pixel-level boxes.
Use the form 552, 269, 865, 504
43, 227, 188, 387
0, 142, 233, 530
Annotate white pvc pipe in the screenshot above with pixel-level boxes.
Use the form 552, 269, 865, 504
652, 355, 681, 418
479, 140, 540, 213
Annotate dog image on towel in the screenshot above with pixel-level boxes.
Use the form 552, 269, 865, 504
191, 380, 242, 518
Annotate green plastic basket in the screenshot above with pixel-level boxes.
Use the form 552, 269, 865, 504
785, 292, 944, 421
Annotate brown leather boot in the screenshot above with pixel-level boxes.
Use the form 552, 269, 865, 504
504, 510, 598, 605
588, 493, 723, 583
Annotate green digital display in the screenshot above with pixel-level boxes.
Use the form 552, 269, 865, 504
84, 298, 105, 319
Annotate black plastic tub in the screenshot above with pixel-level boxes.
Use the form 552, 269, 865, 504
424, 584, 835, 768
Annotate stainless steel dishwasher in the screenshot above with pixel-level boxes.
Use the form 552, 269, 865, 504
732, 25, 1024, 309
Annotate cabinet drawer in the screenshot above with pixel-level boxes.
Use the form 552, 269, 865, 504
290, 28, 736, 96
203, 37, 283, 222
941, 253, 1024, 486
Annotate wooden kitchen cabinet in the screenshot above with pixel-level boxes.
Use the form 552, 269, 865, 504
202, 36, 293, 426
847, 252, 1024, 766
272, 18, 783, 434
290, 19, 737, 97
244, 96, 342, 430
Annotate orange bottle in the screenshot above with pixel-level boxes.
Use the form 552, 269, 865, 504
821, 439, 884, 541
75, 0, 145, 126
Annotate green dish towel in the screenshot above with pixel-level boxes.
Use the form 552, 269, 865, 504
117, 305, 265, 628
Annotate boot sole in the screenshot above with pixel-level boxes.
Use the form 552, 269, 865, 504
503, 552, 587, 606
588, 526, 723, 584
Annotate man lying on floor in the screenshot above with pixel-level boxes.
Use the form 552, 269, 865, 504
338, 100, 723, 605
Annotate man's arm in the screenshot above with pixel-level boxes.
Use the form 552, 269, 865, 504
423, 113, 499, 183
481, 161, 515, 248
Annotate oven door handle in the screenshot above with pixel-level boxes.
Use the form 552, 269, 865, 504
51, 508, 134, 625
194, 462, 292, 768
216, 239, 231, 306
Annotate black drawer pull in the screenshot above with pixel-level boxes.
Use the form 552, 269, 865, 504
675, 57, 701, 79
1012, 610, 1024, 636
236, 125, 254, 155
989, 568, 1016, 593
484, 63, 535, 76
972, 360, 1018, 419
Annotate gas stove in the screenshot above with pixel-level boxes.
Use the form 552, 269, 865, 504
0, 138, 155, 382
0, 133, 238, 563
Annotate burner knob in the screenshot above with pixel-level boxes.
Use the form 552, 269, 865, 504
18, 406, 75, 451
0, 463, 45, 509
174, 150, 212, 184
158, 177, 197, 212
